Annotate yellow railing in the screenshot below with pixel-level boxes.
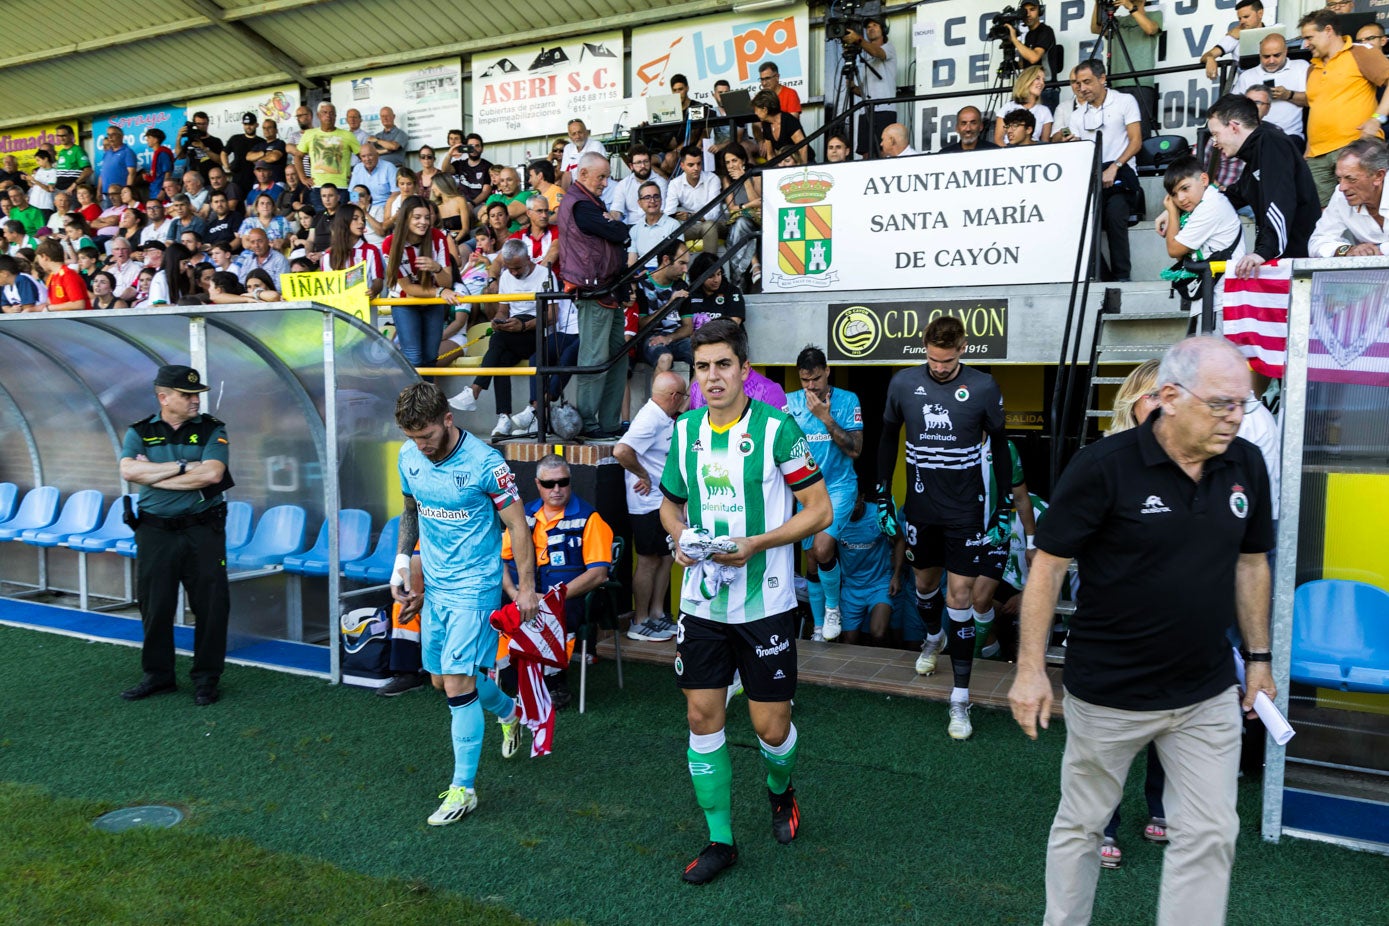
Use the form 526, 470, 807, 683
368, 294, 545, 377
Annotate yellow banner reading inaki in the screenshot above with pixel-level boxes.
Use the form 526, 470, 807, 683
279, 262, 369, 321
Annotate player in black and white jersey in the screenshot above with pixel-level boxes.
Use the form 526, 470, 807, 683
876, 316, 1012, 740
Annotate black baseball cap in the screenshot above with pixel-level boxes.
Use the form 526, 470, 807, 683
242, 112, 258, 125
154, 365, 209, 393
1020, 0, 1041, 7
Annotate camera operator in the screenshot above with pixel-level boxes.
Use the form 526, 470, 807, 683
176, 112, 224, 179
841, 17, 899, 158
1004, 2, 1058, 108
1091, 0, 1163, 86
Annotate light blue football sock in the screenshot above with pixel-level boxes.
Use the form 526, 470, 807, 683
447, 691, 484, 789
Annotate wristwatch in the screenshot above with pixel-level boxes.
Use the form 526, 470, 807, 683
178, 459, 188, 476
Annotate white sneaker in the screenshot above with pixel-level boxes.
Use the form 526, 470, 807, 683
811, 629, 824, 642
449, 389, 477, 412
947, 701, 973, 740
915, 635, 945, 676
510, 405, 537, 434
500, 714, 521, 759
491, 413, 513, 438
427, 785, 478, 825
823, 607, 842, 641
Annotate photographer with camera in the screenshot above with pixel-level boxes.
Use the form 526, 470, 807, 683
176, 112, 224, 179
1091, 0, 1163, 86
840, 17, 899, 158
1002, 2, 1058, 108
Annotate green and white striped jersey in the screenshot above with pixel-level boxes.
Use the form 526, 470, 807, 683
661, 399, 823, 624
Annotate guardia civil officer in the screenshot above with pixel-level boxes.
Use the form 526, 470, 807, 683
119, 365, 234, 706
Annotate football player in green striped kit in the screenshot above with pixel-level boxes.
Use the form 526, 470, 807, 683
660, 319, 832, 884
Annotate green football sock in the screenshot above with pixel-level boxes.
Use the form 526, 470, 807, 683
688, 741, 734, 845
973, 607, 995, 658
759, 723, 799, 795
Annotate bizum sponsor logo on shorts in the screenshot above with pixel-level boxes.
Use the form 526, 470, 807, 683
418, 504, 471, 520
756, 634, 791, 659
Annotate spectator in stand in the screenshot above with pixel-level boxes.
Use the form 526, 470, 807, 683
0, 155, 24, 195
141, 199, 174, 245
484, 201, 513, 252
527, 159, 563, 214
209, 241, 236, 274
635, 239, 693, 375
840, 16, 898, 157
445, 131, 492, 217
349, 142, 398, 208
61, 215, 98, 263
290, 103, 360, 205
413, 145, 441, 194
6, 187, 44, 235
606, 145, 666, 226
243, 268, 282, 302
309, 185, 343, 258
994, 66, 1054, 145
759, 61, 802, 115
1003, 109, 1039, 147
322, 204, 385, 297
486, 167, 529, 230
204, 270, 247, 304
24, 150, 57, 222
1231, 34, 1308, 143
559, 119, 608, 188
88, 270, 128, 310
1299, 8, 1389, 206
1089, 0, 1162, 86
345, 109, 368, 156
1357, 21, 1389, 53
287, 204, 316, 252
34, 238, 90, 310
206, 168, 241, 216
510, 195, 560, 271
73, 184, 102, 224
76, 246, 103, 282
247, 162, 285, 210
753, 91, 808, 165
98, 126, 139, 205
384, 194, 460, 368
142, 128, 174, 192
614, 370, 687, 643
429, 173, 471, 239
167, 194, 206, 243
1200, 0, 1264, 81
282, 104, 314, 186
1153, 156, 1246, 301
664, 145, 724, 255
1206, 94, 1319, 277
1308, 138, 1389, 256
89, 184, 125, 237
3, 220, 37, 257
53, 125, 92, 191
234, 228, 289, 288
277, 169, 311, 216
175, 112, 223, 179
105, 238, 142, 301
1065, 60, 1143, 282
368, 107, 409, 168
880, 123, 920, 157
940, 106, 999, 153
0, 253, 46, 311
719, 146, 761, 289
681, 252, 746, 330
556, 151, 630, 439
627, 181, 681, 272
825, 132, 853, 163
258, 119, 288, 184
222, 113, 263, 193
383, 170, 419, 227
159, 177, 182, 209
237, 193, 290, 252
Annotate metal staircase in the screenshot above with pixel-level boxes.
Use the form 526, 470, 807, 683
1079, 300, 1191, 446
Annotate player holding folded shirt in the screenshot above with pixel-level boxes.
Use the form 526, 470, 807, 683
786, 345, 863, 641
391, 383, 536, 826
659, 319, 832, 885
877, 316, 1011, 740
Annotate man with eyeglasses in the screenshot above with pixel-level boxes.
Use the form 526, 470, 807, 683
758, 61, 802, 116
1231, 34, 1308, 142
106, 237, 142, 303
627, 180, 681, 272
1011, 334, 1275, 926
1064, 59, 1143, 281
501, 453, 614, 711
603, 144, 666, 225
509, 193, 559, 271
53, 124, 92, 192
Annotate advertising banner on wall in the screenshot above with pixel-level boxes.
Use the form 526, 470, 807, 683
828, 298, 1010, 363
331, 58, 463, 149
472, 34, 623, 141
760, 142, 1095, 293
186, 86, 300, 141
90, 106, 187, 174
632, 8, 810, 103
910, 0, 1238, 148
0, 123, 65, 173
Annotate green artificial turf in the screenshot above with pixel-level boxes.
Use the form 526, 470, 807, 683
0, 625, 1385, 926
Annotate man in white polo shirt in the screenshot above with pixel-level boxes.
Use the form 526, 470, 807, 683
1067, 58, 1143, 282
1231, 34, 1309, 142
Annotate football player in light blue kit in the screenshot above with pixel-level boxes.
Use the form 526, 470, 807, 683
834, 490, 903, 645
786, 346, 863, 642
391, 383, 539, 826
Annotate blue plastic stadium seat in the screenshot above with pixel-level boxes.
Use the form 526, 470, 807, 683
282, 510, 373, 576
343, 516, 401, 583
0, 486, 61, 541
1292, 579, 1389, 693
0, 482, 17, 522
227, 505, 307, 570
225, 500, 253, 551
68, 496, 138, 553
20, 490, 104, 547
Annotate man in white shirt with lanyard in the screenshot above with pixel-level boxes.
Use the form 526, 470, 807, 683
1066, 58, 1143, 282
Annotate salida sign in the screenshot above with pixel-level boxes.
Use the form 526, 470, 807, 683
829, 299, 1009, 364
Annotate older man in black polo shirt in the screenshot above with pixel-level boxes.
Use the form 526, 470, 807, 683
1010, 336, 1276, 926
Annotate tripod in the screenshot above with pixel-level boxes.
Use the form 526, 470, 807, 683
1092, 1, 1138, 83
982, 41, 1023, 130
827, 42, 867, 158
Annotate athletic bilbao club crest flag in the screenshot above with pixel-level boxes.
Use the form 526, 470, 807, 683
490, 586, 568, 756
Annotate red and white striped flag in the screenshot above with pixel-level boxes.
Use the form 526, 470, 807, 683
490, 585, 568, 757
1222, 262, 1389, 385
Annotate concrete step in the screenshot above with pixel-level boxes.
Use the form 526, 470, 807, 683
1101, 310, 1192, 322
1086, 409, 1115, 418
1090, 376, 1130, 385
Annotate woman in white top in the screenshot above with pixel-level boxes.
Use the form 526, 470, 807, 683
25, 149, 57, 220
993, 65, 1054, 146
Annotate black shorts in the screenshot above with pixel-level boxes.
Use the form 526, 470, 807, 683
903, 519, 995, 578
631, 510, 669, 557
975, 540, 1008, 582
674, 608, 798, 702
